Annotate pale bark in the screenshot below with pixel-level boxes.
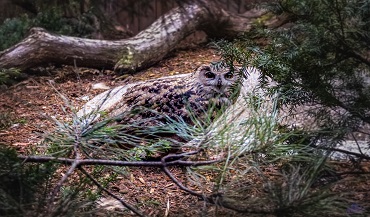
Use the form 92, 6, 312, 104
0, 1, 271, 73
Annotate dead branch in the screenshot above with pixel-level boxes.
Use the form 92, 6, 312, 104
0, 1, 274, 73
48, 137, 82, 213
18, 150, 222, 215
18, 153, 221, 167
161, 153, 208, 199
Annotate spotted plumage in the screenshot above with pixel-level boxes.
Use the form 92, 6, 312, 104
109, 64, 241, 125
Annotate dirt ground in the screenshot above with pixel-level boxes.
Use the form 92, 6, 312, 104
0, 47, 242, 216
0, 46, 369, 216
0, 47, 218, 149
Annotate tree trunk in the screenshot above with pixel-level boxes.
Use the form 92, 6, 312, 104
0, 1, 270, 73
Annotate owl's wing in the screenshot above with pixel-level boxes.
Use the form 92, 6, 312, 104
109, 76, 194, 123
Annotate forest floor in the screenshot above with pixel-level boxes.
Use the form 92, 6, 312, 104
0, 46, 369, 216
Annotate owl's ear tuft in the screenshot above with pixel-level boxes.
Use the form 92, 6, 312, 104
197, 65, 211, 72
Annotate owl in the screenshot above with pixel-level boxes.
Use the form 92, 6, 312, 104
107, 64, 242, 126
79, 64, 242, 151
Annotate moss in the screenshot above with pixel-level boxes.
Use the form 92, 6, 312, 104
115, 46, 138, 72
252, 12, 275, 27
0, 68, 22, 85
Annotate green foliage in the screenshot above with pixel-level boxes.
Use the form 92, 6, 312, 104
270, 0, 369, 125
0, 2, 96, 51
128, 140, 173, 159
32, 7, 95, 38
0, 15, 31, 51
266, 161, 348, 217
210, 0, 370, 214
3, 77, 354, 215
69, 108, 203, 160
0, 68, 22, 85
186, 91, 350, 216
217, 0, 370, 140
0, 112, 14, 130
0, 100, 124, 216
0, 146, 55, 216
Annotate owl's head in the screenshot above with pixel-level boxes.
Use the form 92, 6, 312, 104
195, 64, 239, 93
193, 64, 241, 106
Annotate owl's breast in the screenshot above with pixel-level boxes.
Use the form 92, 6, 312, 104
113, 76, 236, 125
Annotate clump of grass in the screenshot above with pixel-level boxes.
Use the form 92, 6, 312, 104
0, 112, 14, 130
0, 68, 23, 85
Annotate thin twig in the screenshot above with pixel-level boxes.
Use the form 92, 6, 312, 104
161, 165, 206, 199
50, 160, 79, 200
309, 144, 370, 160
336, 171, 370, 176
19, 155, 162, 165
19, 151, 226, 214
47, 128, 82, 213
79, 167, 146, 217
161, 153, 209, 200
18, 152, 222, 167
351, 133, 365, 156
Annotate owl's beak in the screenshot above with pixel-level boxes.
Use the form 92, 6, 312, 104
217, 78, 222, 89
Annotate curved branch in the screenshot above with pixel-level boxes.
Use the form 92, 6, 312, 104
19, 152, 276, 214
0, 3, 208, 72
0, 1, 270, 72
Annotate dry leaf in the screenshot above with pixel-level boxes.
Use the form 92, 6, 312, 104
165, 197, 170, 217
139, 177, 145, 184
92, 82, 110, 90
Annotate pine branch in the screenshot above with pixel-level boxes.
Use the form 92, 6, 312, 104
48, 137, 81, 213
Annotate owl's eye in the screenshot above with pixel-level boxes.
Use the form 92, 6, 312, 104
205, 71, 216, 79
224, 72, 234, 79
